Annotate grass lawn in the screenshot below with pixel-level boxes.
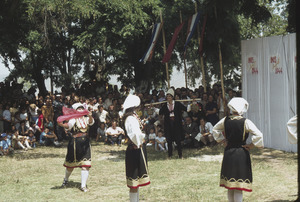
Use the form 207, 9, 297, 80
0, 141, 297, 202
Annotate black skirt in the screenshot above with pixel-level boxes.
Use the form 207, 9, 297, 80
220, 146, 252, 192
125, 143, 150, 188
64, 135, 91, 168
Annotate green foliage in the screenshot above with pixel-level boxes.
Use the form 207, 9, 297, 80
239, 0, 288, 40
0, 0, 292, 93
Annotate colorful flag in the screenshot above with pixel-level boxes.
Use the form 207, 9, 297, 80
162, 22, 185, 63
199, 14, 207, 56
183, 12, 201, 54
140, 23, 163, 63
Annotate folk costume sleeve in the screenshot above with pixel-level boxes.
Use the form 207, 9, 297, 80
212, 117, 226, 143
125, 116, 145, 148
287, 115, 297, 144
245, 119, 263, 147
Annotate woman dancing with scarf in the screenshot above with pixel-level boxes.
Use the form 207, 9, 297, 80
123, 94, 150, 202
57, 103, 94, 192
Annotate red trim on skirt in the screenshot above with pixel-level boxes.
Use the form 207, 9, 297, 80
127, 181, 151, 189
64, 164, 91, 168
220, 184, 252, 192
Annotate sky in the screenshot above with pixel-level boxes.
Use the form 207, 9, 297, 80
0, 60, 200, 92
0, 63, 9, 82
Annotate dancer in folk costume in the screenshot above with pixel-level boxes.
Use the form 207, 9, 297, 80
212, 98, 263, 202
57, 103, 94, 192
286, 115, 297, 144
159, 88, 187, 158
123, 94, 150, 202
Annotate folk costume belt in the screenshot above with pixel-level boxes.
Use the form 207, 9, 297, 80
72, 133, 87, 138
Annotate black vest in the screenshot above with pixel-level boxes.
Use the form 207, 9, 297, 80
224, 116, 248, 148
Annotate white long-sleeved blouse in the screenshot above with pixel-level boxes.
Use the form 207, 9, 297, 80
287, 115, 297, 144
125, 115, 145, 148
212, 116, 264, 147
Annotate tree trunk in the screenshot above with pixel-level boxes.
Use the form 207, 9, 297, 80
31, 53, 47, 97
127, 37, 152, 93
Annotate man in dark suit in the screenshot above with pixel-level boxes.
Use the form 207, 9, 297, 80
159, 88, 187, 158
182, 116, 199, 148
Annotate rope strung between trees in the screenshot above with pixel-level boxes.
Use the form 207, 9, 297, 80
144, 98, 201, 106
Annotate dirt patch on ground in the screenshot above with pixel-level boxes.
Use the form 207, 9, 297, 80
190, 154, 223, 162
97, 155, 119, 161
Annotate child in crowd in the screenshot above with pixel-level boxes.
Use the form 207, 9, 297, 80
146, 128, 156, 146
29, 121, 42, 141
40, 126, 60, 147
18, 120, 29, 136
12, 130, 32, 150
155, 130, 167, 152
28, 129, 36, 148
0, 133, 14, 155
96, 122, 106, 142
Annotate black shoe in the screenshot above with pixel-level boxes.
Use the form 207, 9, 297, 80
80, 186, 89, 192
61, 179, 68, 188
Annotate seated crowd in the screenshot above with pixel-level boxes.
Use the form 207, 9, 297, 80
0, 80, 240, 156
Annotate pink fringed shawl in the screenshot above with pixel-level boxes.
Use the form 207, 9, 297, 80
57, 107, 89, 122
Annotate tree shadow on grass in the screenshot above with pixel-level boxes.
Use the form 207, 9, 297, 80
250, 147, 297, 163
92, 144, 225, 162
51, 180, 81, 190
94, 147, 126, 162
91, 142, 297, 164
9, 150, 65, 160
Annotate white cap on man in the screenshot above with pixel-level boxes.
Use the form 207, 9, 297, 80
166, 88, 174, 97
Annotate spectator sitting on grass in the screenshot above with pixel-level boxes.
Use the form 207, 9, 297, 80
155, 130, 167, 152
29, 121, 42, 143
96, 122, 106, 142
39, 126, 60, 147
146, 128, 156, 146
0, 133, 14, 155
18, 120, 29, 136
182, 116, 199, 148
195, 117, 216, 147
28, 129, 36, 148
106, 120, 124, 146
12, 130, 32, 150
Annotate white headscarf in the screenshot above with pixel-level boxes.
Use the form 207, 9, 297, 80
228, 97, 249, 115
72, 103, 84, 110
123, 94, 141, 113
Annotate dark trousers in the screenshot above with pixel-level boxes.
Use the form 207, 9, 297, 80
107, 135, 122, 145
167, 119, 182, 158
167, 139, 182, 158
3, 120, 11, 133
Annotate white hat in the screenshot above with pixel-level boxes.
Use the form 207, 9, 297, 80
123, 94, 141, 113
228, 97, 249, 115
29, 104, 37, 109
72, 103, 84, 110
166, 88, 174, 97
